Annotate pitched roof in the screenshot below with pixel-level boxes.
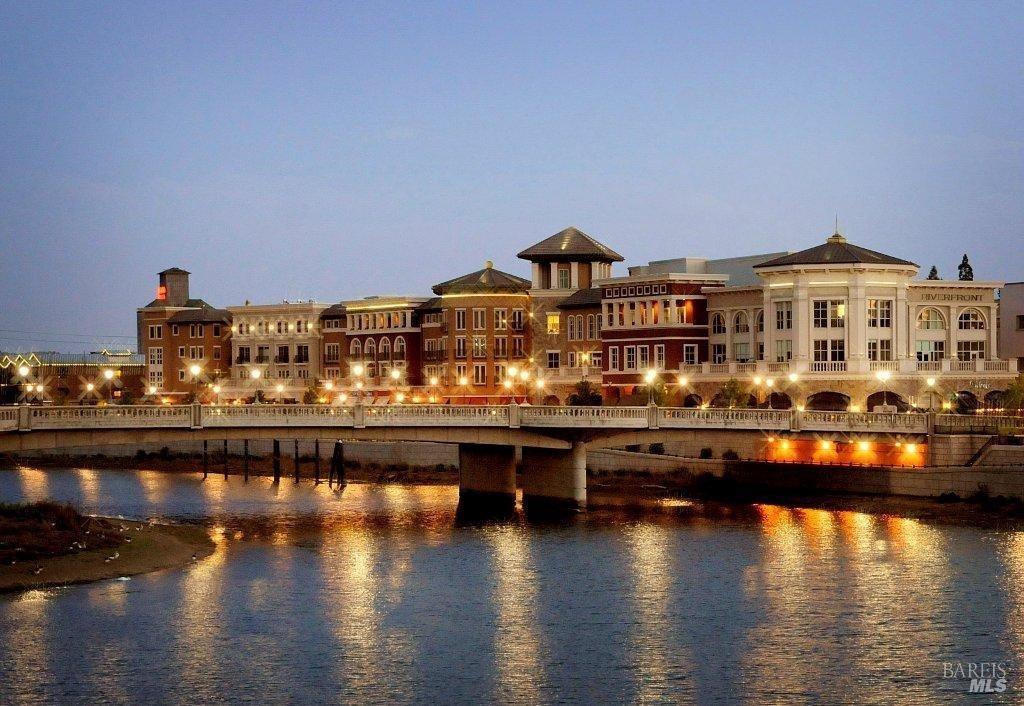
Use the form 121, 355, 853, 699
417, 297, 443, 311
517, 226, 624, 262
141, 297, 215, 309
320, 303, 347, 318
557, 287, 603, 309
168, 306, 231, 324
159, 267, 191, 275
754, 233, 917, 269
432, 262, 531, 295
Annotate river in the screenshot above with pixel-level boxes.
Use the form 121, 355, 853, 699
0, 467, 1021, 704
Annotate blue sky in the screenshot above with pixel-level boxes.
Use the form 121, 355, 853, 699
1, 1, 1021, 351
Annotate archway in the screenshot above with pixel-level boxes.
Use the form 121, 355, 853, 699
956, 390, 979, 414
765, 391, 792, 409
805, 391, 850, 411
682, 393, 703, 408
866, 391, 910, 412
542, 395, 561, 406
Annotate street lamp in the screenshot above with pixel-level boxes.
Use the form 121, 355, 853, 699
644, 369, 658, 405
17, 365, 30, 378
102, 368, 115, 402
875, 369, 892, 408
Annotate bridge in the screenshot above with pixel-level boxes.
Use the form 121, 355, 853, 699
0, 404, 1004, 510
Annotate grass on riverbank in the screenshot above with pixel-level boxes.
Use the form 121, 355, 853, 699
0, 502, 122, 565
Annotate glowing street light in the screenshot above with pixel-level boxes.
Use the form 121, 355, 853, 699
644, 369, 658, 405
103, 369, 115, 381
148, 385, 158, 396
390, 368, 401, 381
17, 365, 30, 378
788, 372, 799, 383
926, 377, 936, 387
250, 369, 262, 380
875, 369, 892, 407
429, 376, 439, 387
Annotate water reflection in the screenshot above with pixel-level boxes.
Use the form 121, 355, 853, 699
0, 467, 1022, 704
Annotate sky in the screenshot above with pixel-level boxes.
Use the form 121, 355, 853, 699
1, 1, 1022, 352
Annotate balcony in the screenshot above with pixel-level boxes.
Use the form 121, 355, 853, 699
810, 361, 846, 373
868, 360, 899, 372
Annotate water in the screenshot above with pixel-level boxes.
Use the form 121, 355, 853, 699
1, 467, 1022, 704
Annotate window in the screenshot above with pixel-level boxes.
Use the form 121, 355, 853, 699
557, 268, 570, 289
148, 325, 162, 340
473, 308, 486, 330
494, 309, 508, 331
625, 346, 637, 370
512, 337, 525, 357
148, 371, 163, 385
472, 336, 487, 357
547, 351, 560, 369
757, 343, 764, 361
734, 342, 751, 362
257, 345, 270, 363
813, 339, 845, 362
455, 337, 467, 359
755, 310, 764, 333
638, 346, 650, 370
178, 370, 186, 381
473, 363, 487, 385
546, 313, 561, 334
683, 344, 697, 365
868, 339, 892, 361
567, 351, 577, 368
711, 313, 726, 335
148, 347, 163, 366
814, 300, 845, 328
1017, 315, 1024, 331
364, 339, 376, 361
277, 345, 290, 364
957, 341, 986, 360
495, 364, 507, 382
325, 343, 340, 364
394, 337, 406, 361
456, 363, 467, 382
587, 314, 598, 340
775, 340, 792, 362
919, 310, 946, 330
237, 346, 251, 364
654, 344, 666, 370
813, 301, 828, 328
379, 338, 391, 360
455, 309, 466, 331
297, 369, 308, 379
277, 321, 285, 334
296, 345, 309, 364
711, 344, 726, 364
511, 308, 525, 331
590, 351, 602, 367
213, 346, 221, 361
867, 299, 892, 328
177, 346, 185, 358
494, 336, 508, 358
350, 340, 362, 359
776, 301, 792, 330
609, 347, 620, 370
958, 309, 986, 330
213, 324, 221, 337
734, 312, 749, 334
916, 340, 945, 362
171, 325, 180, 336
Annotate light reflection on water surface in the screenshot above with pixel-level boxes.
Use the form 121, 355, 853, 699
0, 467, 1021, 704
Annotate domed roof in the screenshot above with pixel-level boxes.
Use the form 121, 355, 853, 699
517, 226, 624, 263
755, 232, 917, 269
432, 261, 531, 295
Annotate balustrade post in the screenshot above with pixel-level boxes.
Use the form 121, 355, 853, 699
790, 408, 801, 431
648, 404, 660, 430
508, 403, 520, 429
353, 403, 366, 429
191, 403, 203, 429
17, 405, 31, 432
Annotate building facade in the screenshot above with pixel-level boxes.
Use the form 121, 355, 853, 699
998, 282, 1024, 372
341, 296, 427, 399
0, 351, 146, 405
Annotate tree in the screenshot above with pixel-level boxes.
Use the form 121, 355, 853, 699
567, 380, 603, 406
302, 386, 319, 404
927, 265, 940, 280
958, 254, 974, 281
716, 378, 748, 408
1003, 375, 1024, 414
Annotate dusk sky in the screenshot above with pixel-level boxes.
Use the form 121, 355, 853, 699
1, 1, 1021, 352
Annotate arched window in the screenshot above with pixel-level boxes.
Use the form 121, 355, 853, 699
755, 310, 764, 333
365, 339, 376, 360
958, 309, 986, 330
711, 313, 726, 335
917, 308, 945, 330
394, 336, 406, 361
350, 339, 362, 359
379, 338, 391, 360
587, 314, 598, 340
734, 311, 749, 334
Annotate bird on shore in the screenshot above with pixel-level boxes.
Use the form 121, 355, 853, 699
32, 567, 43, 575
104, 551, 119, 563
190, 553, 197, 562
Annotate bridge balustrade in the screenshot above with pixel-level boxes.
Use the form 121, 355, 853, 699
520, 406, 648, 428
660, 408, 790, 430
364, 405, 510, 426
27, 405, 192, 430
202, 405, 354, 427
800, 410, 930, 433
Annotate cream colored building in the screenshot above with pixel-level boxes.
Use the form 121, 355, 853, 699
690, 232, 1017, 411
223, 300, 328, 401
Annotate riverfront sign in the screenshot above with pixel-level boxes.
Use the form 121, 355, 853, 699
920, 293, 984, 302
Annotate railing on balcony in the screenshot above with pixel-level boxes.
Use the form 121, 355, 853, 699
810, 361, 847, 373
709, 363, 730, 373
735, 362, 757, 373
934, 414, 1024, 435
952, 360, 976, 372
984, 360, 1010, 372
916, 360, 942, 372
766, 361, 790, 373
868, 361, 899, 372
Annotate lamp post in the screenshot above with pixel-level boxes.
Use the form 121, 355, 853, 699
875, 370, 892, 409
644, 369, 658, 405
250, 368, 262, 404
102, 368, 115, 403
351, 363, 365, 404
389, 367, 402, 403
189, 364, 202, 402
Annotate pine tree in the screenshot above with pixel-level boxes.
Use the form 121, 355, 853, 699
958, 254, 974, 281
927, 265, 940, 280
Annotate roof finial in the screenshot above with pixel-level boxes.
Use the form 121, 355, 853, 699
484, 259, 493, 269
834, 213, 839, 235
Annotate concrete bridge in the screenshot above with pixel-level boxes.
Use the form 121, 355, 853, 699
0, 403, 990, 510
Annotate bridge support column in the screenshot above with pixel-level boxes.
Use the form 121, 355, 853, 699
521, 441, 586, 512
458, 444, 516, 512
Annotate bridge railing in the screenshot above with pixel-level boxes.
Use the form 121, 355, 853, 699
520, 406, 649, 428
0, 408, 18, 432
203, 405, 355, 427
799, 410, 930, 433
364, 405, 510, 426
934, 414, 1024, 435
660, 408, 791, 430
27, 405, 193, 430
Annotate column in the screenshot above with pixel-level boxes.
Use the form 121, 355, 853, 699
894, 283, 909, 360
550, 263, 559, 289
988, 304, 998, 359
458, 444, 517, 511
762, 289, 774, 366
570, 262, 580, 289
793, 278, 810, 364
521, 441, 586, 511
531, 263, 542, 289
948, 306, 959, 359
847, 273, 867, 372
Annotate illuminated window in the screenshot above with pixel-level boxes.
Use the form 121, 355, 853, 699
958, 309, 986, 330
546, 313, 561, 334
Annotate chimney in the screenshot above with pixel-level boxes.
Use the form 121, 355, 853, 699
157, 268, 191, 307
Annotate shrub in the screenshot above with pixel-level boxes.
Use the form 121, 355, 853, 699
936, 492, 960, 503
649, 443, 665, 455
699, 447, 713, 459
722, 449, 740, 460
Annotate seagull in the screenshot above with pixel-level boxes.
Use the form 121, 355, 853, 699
32, 567, 43, 575
190, 554, 197, 562
124, 538, 132, 543
105, 552, 119, 562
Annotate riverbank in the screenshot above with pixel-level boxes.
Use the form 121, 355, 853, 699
0, 503, 214, 592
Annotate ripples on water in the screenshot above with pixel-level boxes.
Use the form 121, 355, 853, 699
0, 466, 1022, 704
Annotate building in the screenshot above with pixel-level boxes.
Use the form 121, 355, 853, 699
0, 350, 146, 405
518, 226, 623, 401
341, 295, 427, 399
686, 230, 1017, 411
423, 261, 531, 402
998, 282, 1024, 372
224, 300, 328, 401
319, 303, 347, 382
136, 268, 231, 400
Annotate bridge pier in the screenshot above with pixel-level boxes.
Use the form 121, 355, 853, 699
521, 441, 587, 512
458, 444, 516, 512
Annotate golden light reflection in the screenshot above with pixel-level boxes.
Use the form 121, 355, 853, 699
3, 589, 54, 699
1000, 532, 1024, 663
489, 526, 547, 701
13, 466, 50, 502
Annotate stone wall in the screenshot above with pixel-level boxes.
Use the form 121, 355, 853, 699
928, 434, 991, 466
